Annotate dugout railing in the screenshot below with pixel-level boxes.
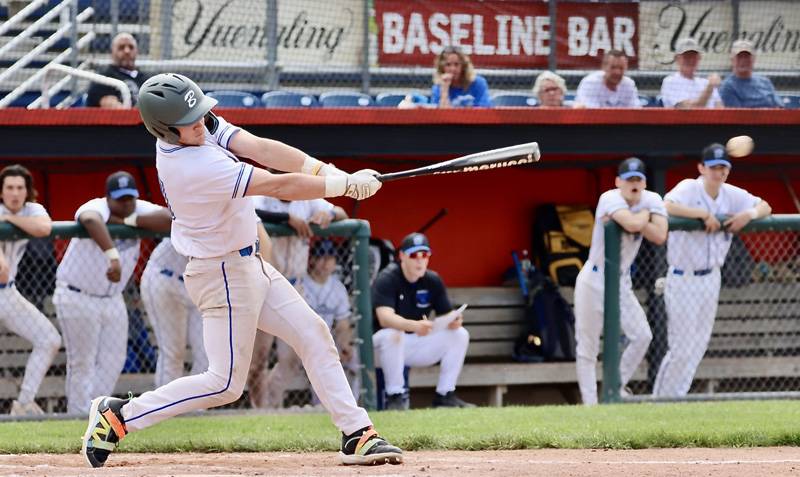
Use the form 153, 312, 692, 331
602, 215, 800, 404
0, 219, 378, 415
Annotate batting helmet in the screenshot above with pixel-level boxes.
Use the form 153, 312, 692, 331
138, 73, 217, 144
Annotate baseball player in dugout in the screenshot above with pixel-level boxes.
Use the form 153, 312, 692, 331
0, 165, 61, 416
55, 171, 171, 415
372, 232, 474, 410
81, 73, 402, 468
575, 158, 668, 405
653, 144, 771, 398
248, 196, 348, 409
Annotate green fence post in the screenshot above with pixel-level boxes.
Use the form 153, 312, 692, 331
601, 221, 622, 404
352, 220, 377, 410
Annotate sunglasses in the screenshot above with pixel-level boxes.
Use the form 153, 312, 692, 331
407, 251, 431, 259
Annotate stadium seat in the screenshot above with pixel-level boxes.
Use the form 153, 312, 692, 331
781, 94, 800, 109
491, 93, 538, 107
261, 91, 318, 108
319, 92, 374, 107
375, 92, 408, 107
206, 90, 260, 108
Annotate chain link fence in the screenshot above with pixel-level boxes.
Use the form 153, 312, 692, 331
2, 0, 799, 108
0, 219, 375, 417
602, 215, 800, 403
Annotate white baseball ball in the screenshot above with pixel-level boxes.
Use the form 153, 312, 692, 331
726, 135, 754, 158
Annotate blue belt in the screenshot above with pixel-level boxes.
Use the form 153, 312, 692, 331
66, 284, 112, 298
160, 268, 184, 282
673, 268, 712, 276
238, 240, 260, 257
0, 280, 14, 289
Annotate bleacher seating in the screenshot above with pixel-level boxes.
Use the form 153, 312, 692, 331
261, 91, 318, 108
319, 92, 374, 108
206, 90, 260, 108
491, 93, 538, 107
375, 92, 407, 107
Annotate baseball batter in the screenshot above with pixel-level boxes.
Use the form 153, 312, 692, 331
653, 144, 771, 397
56, 171, 171, 415
574, 158, 668, 405
140, 238, 207, 387
0, 165, 60, 416
81, 73, 402, 468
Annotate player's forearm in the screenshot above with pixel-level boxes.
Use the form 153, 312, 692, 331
641, 215, 668, 245
754, 200, 772, 219
665, 201, 708, 219
80, 216, 116, 251
246, 170, 327, 200
334, 320, 353, 345
3, 214, 52, 237
612, 210, 649, 233
249, 138, 306, 172
131, 209, 172, 232
376, 308, 417, 332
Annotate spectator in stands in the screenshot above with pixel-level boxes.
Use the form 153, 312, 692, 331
532, 71, 567, 107
432, 46, 492, 108
719, 40, 783, 108
574, 50, 640, 108
660, 38, 723, 108
54, 171, 171, 414
248, 196, 347, 408
86, 33, 149, 108
372, 232, 474, 410
653, 143, 772, 398
0, 165, 61, 416
301, 240, 360, 402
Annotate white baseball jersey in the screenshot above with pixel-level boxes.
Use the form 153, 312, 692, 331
56, 197, 162, 296
147, 238, 189, 275
660, 72, 721, 108
301, 274, 350, 329
664, 177, 761, 270
586, 189, 667, 273
0, 202, 48, 281
251, 197, 334, 281
156, 115, 258, 258
575, 71, 641, 108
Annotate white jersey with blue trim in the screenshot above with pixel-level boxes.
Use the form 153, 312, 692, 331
665, 177, 761, 270
56, 197, 162, 296
0, 201, 49, 282
587, 189, 667, 273
155, 115, 258, 259
301, 274, 350, 329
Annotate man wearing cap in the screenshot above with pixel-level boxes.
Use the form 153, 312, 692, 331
574, 158, 668, 405
54, 171, 171, 414
660, 38, 722, 109
372, 232, 473, 409
719, 39, 783, 108
653, 144, 771, 398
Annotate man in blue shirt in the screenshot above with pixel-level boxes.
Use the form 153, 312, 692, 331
719, 40, 783, 108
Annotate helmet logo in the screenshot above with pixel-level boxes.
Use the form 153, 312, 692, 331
185, 90, 197, 108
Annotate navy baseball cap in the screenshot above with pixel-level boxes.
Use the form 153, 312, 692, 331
618, 157, 646, 180
702, 143, 732, 168
311, 239, 337, 257
400, 232, 431, 255
106, 171, 139, 199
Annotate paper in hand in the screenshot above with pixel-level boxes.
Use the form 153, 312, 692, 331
432, 303, 468, 332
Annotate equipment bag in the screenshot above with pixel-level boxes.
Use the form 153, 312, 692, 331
533, 204, 593, 287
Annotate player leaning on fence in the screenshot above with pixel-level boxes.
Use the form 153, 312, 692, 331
574, 158, 668, 405
0, 165, 61, 416
653, 144, 771, 398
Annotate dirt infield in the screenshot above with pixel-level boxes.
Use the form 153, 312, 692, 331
2, 448, 798, 476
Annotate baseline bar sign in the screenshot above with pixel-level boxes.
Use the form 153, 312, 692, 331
375, 0, 638, 68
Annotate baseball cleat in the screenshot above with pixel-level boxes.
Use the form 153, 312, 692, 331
339, 426, 403, 465
432, 391, 476, 408
80, 395, 130, 468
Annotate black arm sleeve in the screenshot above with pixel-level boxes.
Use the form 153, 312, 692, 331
255, 209, 290, 223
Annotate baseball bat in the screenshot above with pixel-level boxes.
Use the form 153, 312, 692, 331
376, 142, 541, 182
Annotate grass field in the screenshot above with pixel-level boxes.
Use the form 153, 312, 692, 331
2, 400, 799, 454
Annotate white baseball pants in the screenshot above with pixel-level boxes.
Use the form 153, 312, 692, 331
122, 252, 371, 435
54, 284, 128, 415
140, 264, 207, 387
0, 286, 61, 404
373, 326, 470, 396
574, 265, 652, 405
653, 268, 720, 398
